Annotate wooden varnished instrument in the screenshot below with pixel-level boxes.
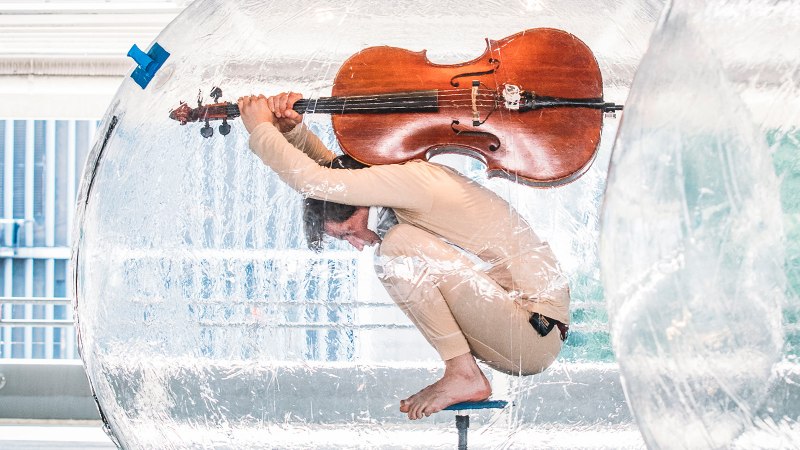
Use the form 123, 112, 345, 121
170, 28, 622, 187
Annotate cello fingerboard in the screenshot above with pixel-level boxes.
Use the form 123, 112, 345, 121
201, 90, 440, 123
294, 90, 439, 114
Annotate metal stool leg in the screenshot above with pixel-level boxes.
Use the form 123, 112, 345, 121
456, 414, 469, 450
445, 400, 509, 450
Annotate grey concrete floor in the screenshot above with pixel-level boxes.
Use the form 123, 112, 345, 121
0, 420, 115, 449
0, 420, 647, 449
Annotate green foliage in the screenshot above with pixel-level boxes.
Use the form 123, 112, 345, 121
563, 128, 800, 363
769, 128, 800, 360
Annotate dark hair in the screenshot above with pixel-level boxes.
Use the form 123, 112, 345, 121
303, 154, 367, 251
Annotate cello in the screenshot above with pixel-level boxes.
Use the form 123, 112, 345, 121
169, 28, 622, 187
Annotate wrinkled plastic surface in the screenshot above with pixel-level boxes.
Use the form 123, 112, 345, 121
72, 0, 664, 448
601, 1, 800, 448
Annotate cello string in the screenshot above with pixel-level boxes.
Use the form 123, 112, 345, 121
304, 95, 497, 105
207, 89, 555, 117
218, 100, 502, 114
300, 95, 497, 106
295, 101, 501, 112
216, 97, 506, 114
217, 90, 501, 109
298, 89, 498, 100
216, 100, 502, 114
294, 91, 500, 105
214, 103, 503, 115
292, 90, 500, 112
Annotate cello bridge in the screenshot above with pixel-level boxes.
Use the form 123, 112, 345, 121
471, 80, 481, 126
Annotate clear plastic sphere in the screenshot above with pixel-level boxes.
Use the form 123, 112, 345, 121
601, 1, 800, 448
73, 0, 662, 447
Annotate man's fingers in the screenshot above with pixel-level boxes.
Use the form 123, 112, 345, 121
267, 96, 278, 117
238, 93, 301, 132
286, 92, 302, 113
288, 91, 302, 104
276, 95, 289, 116
285, 110, 301, 121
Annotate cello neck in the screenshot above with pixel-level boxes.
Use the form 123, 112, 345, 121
295, 91, 439, 114
225, 91, 440, 118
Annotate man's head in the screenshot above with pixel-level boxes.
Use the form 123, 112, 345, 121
303, 155, 380, 251
322, 206, 380, 251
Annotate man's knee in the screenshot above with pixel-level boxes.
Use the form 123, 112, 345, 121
376, 223, 423, 259
374, 224, 439, 284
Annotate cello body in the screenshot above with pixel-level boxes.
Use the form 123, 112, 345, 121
331, 28, 605, 187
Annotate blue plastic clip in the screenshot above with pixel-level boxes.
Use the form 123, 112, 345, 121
127, 42, 170, 89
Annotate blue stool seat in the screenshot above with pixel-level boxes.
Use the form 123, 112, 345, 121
444, 400, 508, 411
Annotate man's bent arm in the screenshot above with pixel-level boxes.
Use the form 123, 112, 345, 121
282, 124, 336, 165
248, 122, 432, 211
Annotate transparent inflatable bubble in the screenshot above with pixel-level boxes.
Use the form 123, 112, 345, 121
601, 1, 800, 448
73, 0, 663, 448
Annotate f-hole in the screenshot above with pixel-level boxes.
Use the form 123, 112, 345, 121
450, 58, 500, 87
450, 120, 500, 152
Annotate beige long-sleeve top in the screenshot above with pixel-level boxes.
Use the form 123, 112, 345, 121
248, 122, 570, 324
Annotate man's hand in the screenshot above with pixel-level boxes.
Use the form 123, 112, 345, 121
237, 95, 277, 134
237, 92, 303, 134
268, 92, 303, 133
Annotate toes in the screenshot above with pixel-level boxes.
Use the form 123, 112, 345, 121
410, 403, 422, 420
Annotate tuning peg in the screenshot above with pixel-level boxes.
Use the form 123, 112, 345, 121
219, 118, 231, 136
197, 89, 204, 107
210, 86, 223, 103
200, 120, 213, 138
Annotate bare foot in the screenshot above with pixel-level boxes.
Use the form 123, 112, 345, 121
400, 353, 491, 420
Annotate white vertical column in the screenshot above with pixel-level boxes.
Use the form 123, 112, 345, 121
2, 120, 12, 358
64, 263, 74, 359
3, 120, 12, 246
2, 260, 10, 358
24, 120, 34, 358
65, 120, 77, 359
44, 120, 55, 359
24, 259, 33, 358
66, 121, 76, 245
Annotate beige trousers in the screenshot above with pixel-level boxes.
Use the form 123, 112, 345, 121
375, 224, 562, 376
